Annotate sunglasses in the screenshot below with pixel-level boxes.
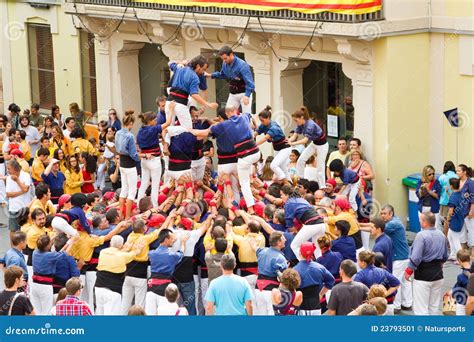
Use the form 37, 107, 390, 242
428, 173, 434, 176
110, 113, 117, 116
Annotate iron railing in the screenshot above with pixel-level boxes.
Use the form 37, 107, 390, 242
67, 0, 384, 23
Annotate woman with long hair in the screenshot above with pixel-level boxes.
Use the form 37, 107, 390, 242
51, 104, 63, 129
53, 148, 67, 174
456, 164, 474, 255
136, 111, 171, 208
80, 152, 97, 194
51, 125, 70, 156
256, 106, 292, 183
288, 106, 328, 187
69, 102, 92, 135
64, 155, 83, 195
280, 185, 326, 259
438, 161, 458, 223
261, 156, 274, 184
108, 108, 122, 131
416, 165, 441, 228
115, 110, 140, 218
348, 149, 374, 195
40, 116, 55, 139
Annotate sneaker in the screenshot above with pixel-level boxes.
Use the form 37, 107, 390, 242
394, 308, 402, 314
401, 305, 412, 311
0, 223, 6, 228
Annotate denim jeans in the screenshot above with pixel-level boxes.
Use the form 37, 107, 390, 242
177, 281, 196, 316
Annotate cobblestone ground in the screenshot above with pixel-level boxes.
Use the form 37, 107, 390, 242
0, 211, 461, 315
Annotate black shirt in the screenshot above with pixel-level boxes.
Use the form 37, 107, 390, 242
0, 290, 34, 315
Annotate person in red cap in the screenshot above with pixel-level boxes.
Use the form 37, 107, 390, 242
57, 194, 71, 212
324, 178, 337, 199
324, 196, 363, 250
293, 242, 335, 315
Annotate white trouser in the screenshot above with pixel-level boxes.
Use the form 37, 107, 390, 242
291, 223, 326, 260
0, 163, 6, 204
95, 287, 122, 315
30, 282, 53, 315
191, 158, 206, 182
298, 309, 321, 316
167, 169, 191, 181
119, 166, 138, 201
340, 179, 361, 211
237, 152, 260, 208
254, 289, 274, 316
361, 231, 370, 251
85, 271, 97, 311
296, 142, 329, 186
218, 163, 240, 203
271, 147, 291, 181
51, 216, 78, 237
137, 157, 162, 207
456, 303, 466, 316
226, 93, 252, 114
413, 278, 443, 315
162, 155, 171, 187
448, 229, 463, 259
166, 101, 192, 129
121, 276, 147, 314
392, 259, 413, 310
80, 274, 88, 303
244, 274, 258, 312
464, 217, 474, 247
145, 291, 168, 315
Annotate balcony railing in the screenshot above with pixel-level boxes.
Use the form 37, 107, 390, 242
67, 0, 384, 23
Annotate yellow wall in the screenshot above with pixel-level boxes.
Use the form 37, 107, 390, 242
443, 34, 474, 166
444, 0, 472, 17
6, 1, 82, 114
373, 34, 431, 222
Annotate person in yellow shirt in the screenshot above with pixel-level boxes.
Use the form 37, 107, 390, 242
70, 128, 97, 156
34, 137, 55, 158
120, 217, 162, 314
19, 131, 32, 161
95, 235, 143, 315
32, 148, 50, 183
324, 196, 362, 249
51, 125, 71, 156
53, 148, 68, 174
64, 155, 83, 194
30, 183, 56, 217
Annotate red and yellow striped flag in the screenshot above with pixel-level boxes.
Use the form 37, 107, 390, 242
135, 0, 382, 14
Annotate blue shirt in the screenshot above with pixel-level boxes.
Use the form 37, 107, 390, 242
149, 245, 183, 275
438, 171, 458, 206
156, 110, 166, 125
3, 248, 28, 279
408, 228, 448, 270
283, 197, 315, 229
460, 178, 474, 217
416, 179, 441, 214
340, 168, 359, 185
316, 250, 343, 279
256, 247, 287, 277
210, 113, 253, 147
91, 227, 114, 254
293, 260, 335, 289
213, 130, 236, 155
54, 253, 80, 281
108, 120, 121, 131
373, 234, 394, 273
205, 274, 253, 315
353, 265, 400, 290
41, 171, 65, 191
282, 232, 297, 262
384, 216, 409, 261
169, 131, 195, 157
295, 120, 323, 142
211, 55, 255, 97
61, 207, 91, 234
169, 63, 202, 95
452, 267, 470, 305
32, 250, 64, 275
331, 236, 356, 262
257, 121, 285, 142
448, 191, 464, 232
137, 124, 162, 150
115, 128, 139, 161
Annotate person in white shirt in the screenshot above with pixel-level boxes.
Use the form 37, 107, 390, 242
5, 159, 32, 240
157, 284, 188, 316
62, 117, 75, 140
304, 155, 319, 183
19, 115, 40, 159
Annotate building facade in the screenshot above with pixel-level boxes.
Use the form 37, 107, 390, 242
2, 0, 473, 226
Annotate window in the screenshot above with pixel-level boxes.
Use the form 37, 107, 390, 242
80, 31, 97, 117
28, 24, 56, 110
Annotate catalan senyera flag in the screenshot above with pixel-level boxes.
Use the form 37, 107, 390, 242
135, 0, 382, 14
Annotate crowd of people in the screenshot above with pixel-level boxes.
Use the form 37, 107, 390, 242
0, 45, 473, 317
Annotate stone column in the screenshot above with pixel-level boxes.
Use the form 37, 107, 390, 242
95, 39, 113, 121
